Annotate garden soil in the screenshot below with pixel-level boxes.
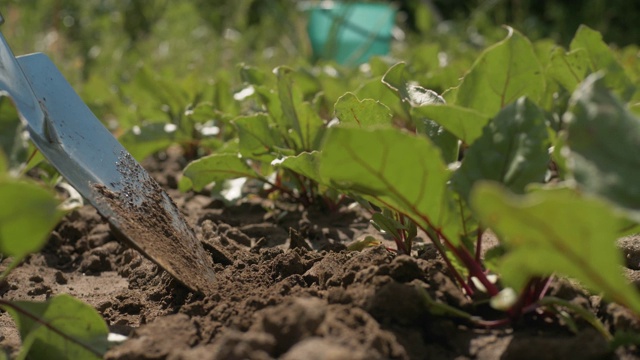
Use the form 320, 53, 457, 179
2, 148, 640, 359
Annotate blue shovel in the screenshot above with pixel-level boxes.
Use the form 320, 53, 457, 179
0, 14, 215, 294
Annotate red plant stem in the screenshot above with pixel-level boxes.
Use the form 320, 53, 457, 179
507, 276, 553, 318
391, 228, 407, 255
394, 237, 408, 255
447, 242, 500, 297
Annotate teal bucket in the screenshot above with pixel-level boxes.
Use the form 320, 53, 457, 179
307, 2, 396, 65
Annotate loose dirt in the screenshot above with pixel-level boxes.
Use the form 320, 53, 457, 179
1, 148, 640, 359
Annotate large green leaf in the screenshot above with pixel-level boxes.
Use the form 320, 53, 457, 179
2, 294, 109, 360
452, 97, 549, 203
182, 153, 258, 191
455, 28, 545, 116
569, 25, 636, 101
410, 105, 490, 145
319, 127, 455, 241
233, 113, 284, 162
564, 74, 640, 218
0, 180, 62, 267
333, 92, 392, 128
471, 183, 640, 314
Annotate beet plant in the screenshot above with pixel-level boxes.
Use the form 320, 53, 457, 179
313, 26, 640, 335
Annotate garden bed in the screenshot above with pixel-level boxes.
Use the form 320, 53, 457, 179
1, 149, 639, 360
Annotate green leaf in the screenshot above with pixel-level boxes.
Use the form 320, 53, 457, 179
547, 48, 589, 92
233, 113, 284, 162
471, 183, 640, 314
274, 151, 321, 183
0, 180, 62, 270
564, 74, 640, 217
2, 294, 109, 360
452, 97, 549, 203
182, 153, 258, 191
455, 28, 545, 116
319, 127, 454, 240
334, 92, 393, 128
410, 105, 490, 145
570, 25, 635, 101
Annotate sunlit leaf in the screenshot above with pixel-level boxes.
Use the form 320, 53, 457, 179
455, 28, 545, 116
570, 25, 636, 101
334, 92, 392, 128
319, 127, 456, 241
547, 48, 589, 92
471, 183, 640, 314
2, 294, 109, 360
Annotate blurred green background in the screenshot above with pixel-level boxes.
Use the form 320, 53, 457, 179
2, 0, 638, 139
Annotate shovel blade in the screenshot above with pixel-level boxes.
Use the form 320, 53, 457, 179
2, 50, 214, 294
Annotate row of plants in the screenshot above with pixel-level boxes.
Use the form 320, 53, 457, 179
2, 1, 640, 357
173, 25, 640, 343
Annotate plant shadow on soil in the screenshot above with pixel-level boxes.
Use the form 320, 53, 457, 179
2, 149, 640, 360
